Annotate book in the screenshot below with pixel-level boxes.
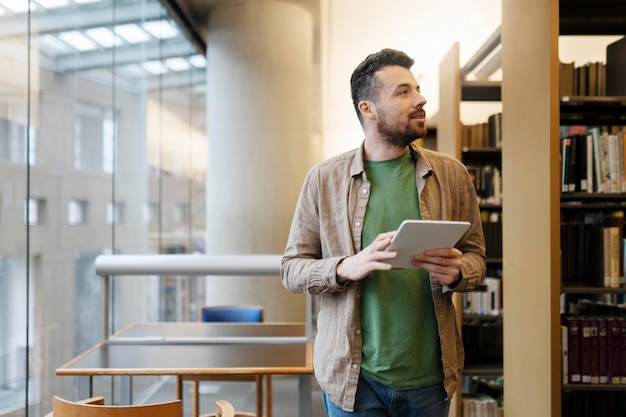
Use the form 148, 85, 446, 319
561, 136, 572, 193
560, 61, 575, 98
562, 324, 569, 385
563, 316, 582, 384
607, 317, 621, 384
587, 225, 612, 288
607, 133, 622, 192
589, 127, 606, 193
606, 37, 626, 96
580, 134, 593, 192
597, 317, 609, 384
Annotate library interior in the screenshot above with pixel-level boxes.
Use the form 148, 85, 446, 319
1, 0, 625, 417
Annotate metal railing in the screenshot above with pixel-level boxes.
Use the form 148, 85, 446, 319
93, 254, 313, 340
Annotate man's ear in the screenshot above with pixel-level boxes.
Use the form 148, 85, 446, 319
358, 101, 376, 120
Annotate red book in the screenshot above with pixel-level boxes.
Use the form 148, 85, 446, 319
607, 317, 622, 384
621, 318, 626, 384
580, 317, 596, 384
597, 317, 609, 384
563, 316, 582, 383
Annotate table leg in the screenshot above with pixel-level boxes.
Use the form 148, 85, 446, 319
76, 376, 92, 400
297, 374, 312, 417
120, 376, 132, 404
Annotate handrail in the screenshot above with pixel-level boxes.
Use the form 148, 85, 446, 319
95, 254, 282, 276
94, 254, 313, 341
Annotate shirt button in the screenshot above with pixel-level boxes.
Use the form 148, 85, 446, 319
355, 221, 361, 227
356, 329, 361, 335
362, 188, 368, 194
352, 364, 358, 370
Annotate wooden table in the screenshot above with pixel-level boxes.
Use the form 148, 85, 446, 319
56, 322, 313, 417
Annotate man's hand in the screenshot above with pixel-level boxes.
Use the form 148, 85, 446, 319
336, 231, 397, 284
411, 247, 463, 286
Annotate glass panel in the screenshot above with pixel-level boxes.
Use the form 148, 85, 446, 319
0, 0, 207, 412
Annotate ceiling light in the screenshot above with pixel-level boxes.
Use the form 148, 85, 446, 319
34, 34, 76, 56
73, 0, 102, 4
114, 24, 151, 44
143, 61, 167, 75
58, 31, 98, 51
36, 0, 69, 9
164, 57, 190, 72
85, 27, 122, 48
189, 54, 206, 68
142, 20, 178, 39
0, 0, 31, 13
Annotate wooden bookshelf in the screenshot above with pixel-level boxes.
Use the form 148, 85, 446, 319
438, 32, 504, 417
501, 1, 626, 416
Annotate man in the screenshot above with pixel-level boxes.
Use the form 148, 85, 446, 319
281, 48, 486, 417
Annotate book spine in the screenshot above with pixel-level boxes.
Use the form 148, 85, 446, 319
608, 317, 621, 384
581, 317, 592, 383
597, 317, 609, 384
565, 316, 582, 383
562, 137, 571, 193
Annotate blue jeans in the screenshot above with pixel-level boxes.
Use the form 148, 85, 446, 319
323, 373, 450, 417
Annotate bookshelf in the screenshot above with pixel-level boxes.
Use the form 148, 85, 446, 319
438, 30, 504, 417
500, 0, 626, 416
559, 100, 626, 416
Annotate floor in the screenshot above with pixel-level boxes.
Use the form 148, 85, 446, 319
127, 374, 326, 417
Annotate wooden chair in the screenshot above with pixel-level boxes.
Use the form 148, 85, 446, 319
47, 396, 182, 417
185, 305, 270, 417
215, 400, 236, 417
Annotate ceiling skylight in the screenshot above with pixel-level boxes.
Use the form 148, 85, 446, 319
35, 0, 69, 9
114, 24, 151, 44
142, 20, 178, 39
164, 57, 190, 72
143, 60, 167, 75
36, 34, 76, 55
85, 27, 123, 48
189, 55, 206, 68
0, 0, 31, 13
58, 30, 99, 51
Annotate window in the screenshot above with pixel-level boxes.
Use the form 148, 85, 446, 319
74, 105, 116, 173
144, 202, 160, 225
68, 200, 88, 225
174, 203, 189, 225
24, 198, 46, 225
106, 201, 125, 225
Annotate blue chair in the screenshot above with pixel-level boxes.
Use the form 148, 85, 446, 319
188, 305, 269, 417
200, 305, 264, 323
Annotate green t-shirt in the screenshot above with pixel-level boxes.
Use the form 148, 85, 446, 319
360, 150, 444, 389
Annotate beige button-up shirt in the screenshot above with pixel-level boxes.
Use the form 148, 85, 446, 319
281, 142, 486, 412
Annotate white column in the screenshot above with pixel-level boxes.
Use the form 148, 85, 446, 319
205, 1, 313, 321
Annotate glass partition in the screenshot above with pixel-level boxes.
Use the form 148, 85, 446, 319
0, 0, 206, 413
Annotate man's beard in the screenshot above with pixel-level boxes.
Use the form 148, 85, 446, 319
376, 112, 426, 147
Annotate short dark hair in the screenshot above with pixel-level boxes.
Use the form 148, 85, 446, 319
350, 49, 415, 124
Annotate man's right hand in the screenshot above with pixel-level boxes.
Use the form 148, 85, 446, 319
336, 231, 398, 284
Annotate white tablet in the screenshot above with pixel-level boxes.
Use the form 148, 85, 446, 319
382, 220, 471, 269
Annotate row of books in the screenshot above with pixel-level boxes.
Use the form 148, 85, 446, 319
461, 112, 502, 150
461, 395, 501, 417
561, 211, 624, 288
467, 165, 501, 205
561, 314, 626, 386
482, 220, 502, 259
462, 277, 502, 316
560, 61, 607, 98
560, 126, 626, 194
462, 318, 503, 352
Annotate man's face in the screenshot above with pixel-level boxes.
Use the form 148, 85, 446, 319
372, 65, 427, 147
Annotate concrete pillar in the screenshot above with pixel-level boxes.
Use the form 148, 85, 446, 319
205, 1, 313, 321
